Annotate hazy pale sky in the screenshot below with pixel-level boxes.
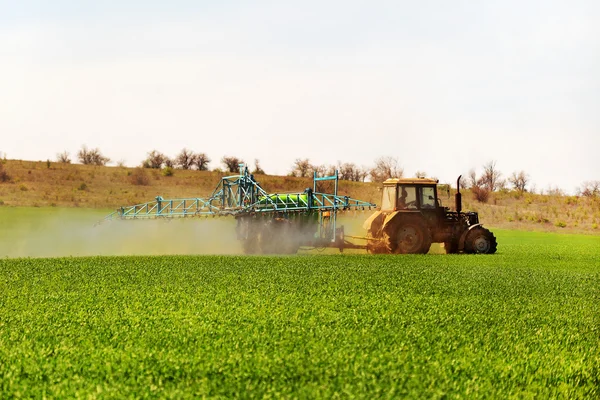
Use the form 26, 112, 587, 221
1, 0, 598, 193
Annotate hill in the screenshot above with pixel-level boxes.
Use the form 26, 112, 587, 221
0, 159, 598, 234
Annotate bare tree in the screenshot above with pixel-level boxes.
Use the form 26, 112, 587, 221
290, 158, 314, 178
468, 169, 490, 203
357, 166, 369, 182
252, 159, 265, 175
77, 145, 110, 166
56, 151, 71, 164
578, 181, 600, 197
338, 162, 356, 181
369, 156, 403, 182
480, 161, 504, 192
142, 150, 167, 169
468, 169, 479, 188
337, 162, 366, 182
222, 156, 244, 173
308, 164, 336, 177
193, 153, 211, 171
175, 148, 196, 170
414, 170, 427, 179
508, 171, 529, 194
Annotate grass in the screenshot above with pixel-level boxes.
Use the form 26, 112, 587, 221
0, 231, 598, 398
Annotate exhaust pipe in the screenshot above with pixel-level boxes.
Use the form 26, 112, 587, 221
456, 175, 462, 214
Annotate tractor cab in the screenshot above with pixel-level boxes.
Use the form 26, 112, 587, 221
380, 178, 440, 212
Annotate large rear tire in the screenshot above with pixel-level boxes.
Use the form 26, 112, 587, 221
464, 226, 497, 254
386, 217, 432, 254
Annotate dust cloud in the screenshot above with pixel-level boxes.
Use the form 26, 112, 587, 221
0, 208, 242, 258
0, 209, 386, 258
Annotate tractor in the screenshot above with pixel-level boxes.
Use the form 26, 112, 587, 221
103, 166, 497, 255
363, 176, 497, 254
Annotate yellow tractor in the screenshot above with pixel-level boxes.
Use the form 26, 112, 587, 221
364, 176, 497, 254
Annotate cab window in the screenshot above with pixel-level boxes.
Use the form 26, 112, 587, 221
398, 186, 417, 209
381, 186, 395, 211
421, 187, 436, 209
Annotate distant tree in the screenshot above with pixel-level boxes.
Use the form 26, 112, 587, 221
252, 159, 265, 175
468, 169, 479, 188
222, 156, 244, 173
369, 156, 403, 182
56, 151, 71, 164
357, 166, 369, 182
578, 181, 600, 197
193, 153, 211, 171
337, 162, 365, 182
468, 169, 490, 203
315, 164, 337, 177
338, 162, 355, 181
142, 150, 167, 169
116, 159, 126, 168
290, 158, 314, 178
77, 145, 110, 166
415, 170, 427, 179
546, 186, 566, 197
164, 158, 174, 168
480, 161, 504, 192
175, 148, 196, 170
508, 171, 529, 194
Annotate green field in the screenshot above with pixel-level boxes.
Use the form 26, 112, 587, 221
1, 228, 598, 398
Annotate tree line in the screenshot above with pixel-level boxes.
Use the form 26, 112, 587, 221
46, 146, 599, 199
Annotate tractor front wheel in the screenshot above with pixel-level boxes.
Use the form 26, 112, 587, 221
464, 226, 497, 254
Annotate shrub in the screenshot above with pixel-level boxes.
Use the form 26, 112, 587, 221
0, 163, 11, 182
554, 220, 567, 228
56, 151, 71, 164
162, 166, 174, 177
78, 183, 88, 191
78, 146, 110, 166
130, 168, 150, 186
472, 186, 490, 203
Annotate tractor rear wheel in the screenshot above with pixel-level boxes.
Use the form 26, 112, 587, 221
386, 217, 432, 254
464, 226, 497, 254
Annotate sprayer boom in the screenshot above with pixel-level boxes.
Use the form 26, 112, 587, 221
103, 164, 376, 253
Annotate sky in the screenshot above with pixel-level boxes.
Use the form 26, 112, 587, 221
1, 0, 598, 193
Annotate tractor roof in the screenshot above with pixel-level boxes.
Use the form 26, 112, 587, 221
383, 178, 439, 185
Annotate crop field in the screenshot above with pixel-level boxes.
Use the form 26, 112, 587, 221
1, 229, 598, 398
